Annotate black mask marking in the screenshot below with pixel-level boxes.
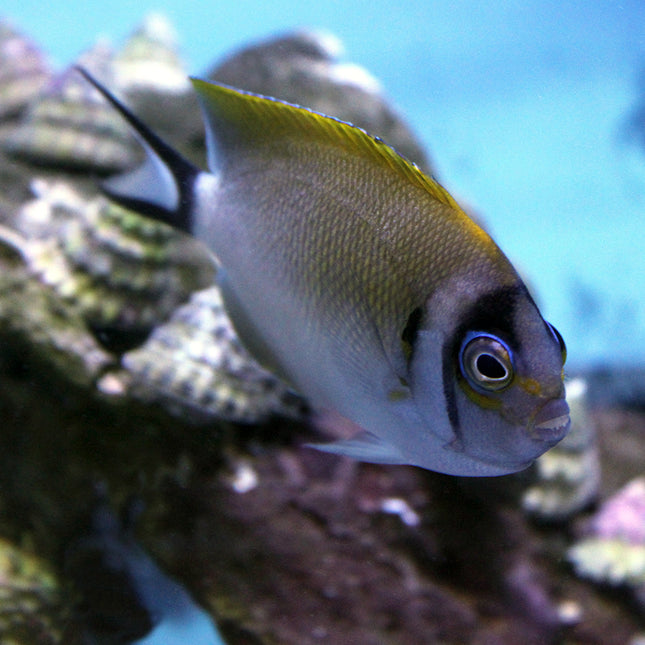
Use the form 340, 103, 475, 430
441, 284, 531, 437
401, 306, 423, 361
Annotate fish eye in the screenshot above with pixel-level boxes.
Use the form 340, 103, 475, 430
459, 332, 514, 392
546, 322, 567, 364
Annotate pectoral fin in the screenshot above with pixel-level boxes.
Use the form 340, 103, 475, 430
306, 431, 406, 465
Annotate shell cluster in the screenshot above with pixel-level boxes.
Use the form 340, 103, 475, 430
0, 19, 50, 123
0, 13, 192, 175
0, 178, 303, 425
13, 179, 215, 338
117, 286, 305, 424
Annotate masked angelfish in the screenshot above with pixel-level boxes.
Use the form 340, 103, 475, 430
78, 68, 570, 476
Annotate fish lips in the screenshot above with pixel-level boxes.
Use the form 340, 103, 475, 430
528, 397, 571, 444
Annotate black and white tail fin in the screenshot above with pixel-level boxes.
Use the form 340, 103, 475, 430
76, 66, 199, 234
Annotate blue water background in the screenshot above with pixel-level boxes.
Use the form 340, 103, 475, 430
5, 0, 645, 369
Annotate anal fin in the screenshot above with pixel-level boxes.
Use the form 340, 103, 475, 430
305, 431, 406, 465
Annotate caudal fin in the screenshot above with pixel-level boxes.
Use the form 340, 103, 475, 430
76, 66, 199, 233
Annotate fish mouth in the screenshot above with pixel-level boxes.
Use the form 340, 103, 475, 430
528, 397, 570, 443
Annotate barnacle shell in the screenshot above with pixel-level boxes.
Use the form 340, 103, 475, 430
9, 175, 302, 424
119, 286, 305, 424
568, 478, 645, 590
15, 180, 214, 337
522, 378, 600, 521
113, 12, 190, 94
112, 13, 200, 158
2, 41, 140, 172
0, 20, 50, 122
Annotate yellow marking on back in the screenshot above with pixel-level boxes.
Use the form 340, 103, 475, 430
192, 78, 515, 366
388, 388, 411, 402
192, 78, 493, 246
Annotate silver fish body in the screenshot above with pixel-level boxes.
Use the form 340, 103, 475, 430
79, 68, 570, 476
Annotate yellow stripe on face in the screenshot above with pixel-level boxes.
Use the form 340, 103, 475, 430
518, 377, 542, 396
458, 378, 504, 411
388, 388, 411, 402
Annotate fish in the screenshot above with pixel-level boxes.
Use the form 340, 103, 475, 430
66, 496, 227, 645
77, 67, 570, 476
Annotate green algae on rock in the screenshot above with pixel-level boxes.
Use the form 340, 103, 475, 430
12, 180, 215, 341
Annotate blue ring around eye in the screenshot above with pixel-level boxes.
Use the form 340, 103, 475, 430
458, 331, 515, 391
459, 331, 513, 369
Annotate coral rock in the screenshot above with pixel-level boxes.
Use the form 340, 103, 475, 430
2, 41, 140, 172
121, 286, 306, 423
0, 19, 51, 122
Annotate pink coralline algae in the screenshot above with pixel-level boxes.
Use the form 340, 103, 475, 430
568, 478, 645, 590
590, 478, 645, 545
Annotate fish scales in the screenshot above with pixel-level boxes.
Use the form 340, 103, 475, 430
79, 69, 570, 476
210, 134, 513, 376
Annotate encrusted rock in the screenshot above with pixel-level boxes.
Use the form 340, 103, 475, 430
569, 478, 645, 588
0, 19, 50, 122
2, 41, 140, 173
119, 286, 305, 423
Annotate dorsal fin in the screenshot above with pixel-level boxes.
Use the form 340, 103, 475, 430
191, 78, 464, 213
76, 66, 199, 233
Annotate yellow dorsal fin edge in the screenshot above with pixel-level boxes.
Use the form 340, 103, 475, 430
191, 78, 464, 214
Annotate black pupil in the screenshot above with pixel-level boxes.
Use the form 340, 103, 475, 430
476, 353, 506, 380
